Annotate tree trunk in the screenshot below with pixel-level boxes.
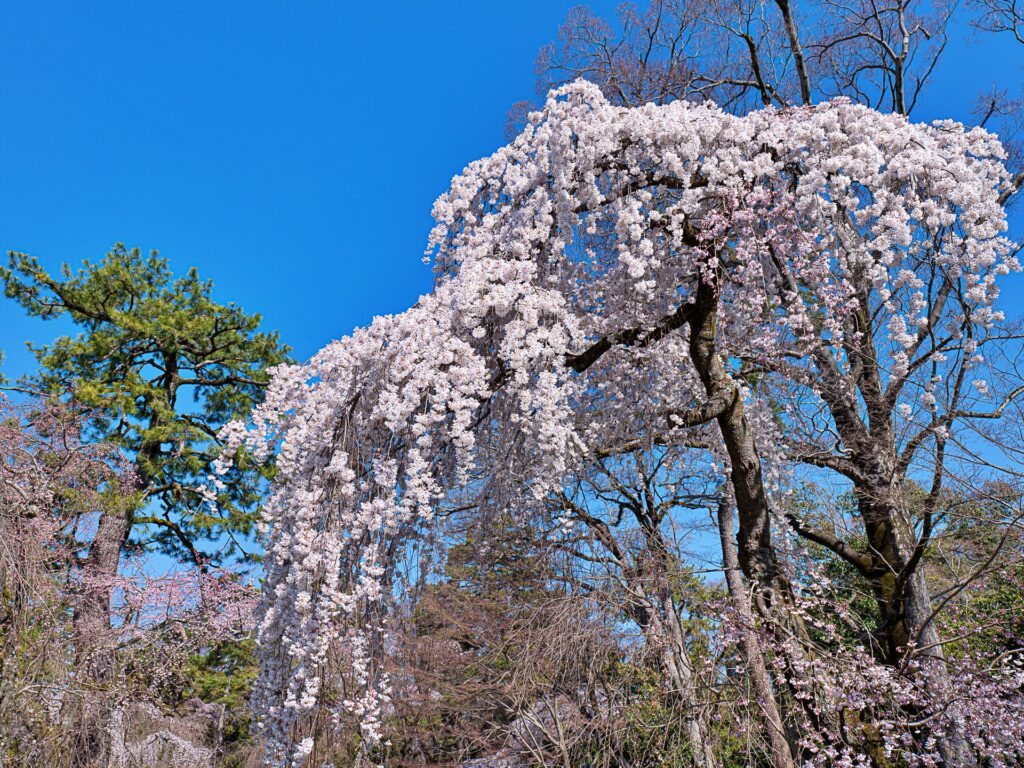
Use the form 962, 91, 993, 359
686, 269, 795, 768
716, 488, 795, 768
686, 274, 786, 601
642, 503, 720, 768
858, 490, 975, 768
659, 592, 720, 768
65, 469, 141, 768
626, 581, 719, 768
799, 288, 976, 767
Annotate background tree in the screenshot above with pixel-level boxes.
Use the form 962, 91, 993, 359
552, 450, 723, 768
527, 0, 1023, 199
1, 243, 290, 765
387, 522, 615, 767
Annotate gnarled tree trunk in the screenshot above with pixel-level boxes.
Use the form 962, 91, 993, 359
687, 269, 796, 768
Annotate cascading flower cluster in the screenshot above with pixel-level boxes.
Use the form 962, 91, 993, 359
225, 276, 583, 765
221, 81, 1017, 766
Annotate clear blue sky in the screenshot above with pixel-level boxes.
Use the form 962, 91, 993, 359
2, 0, 1022, 378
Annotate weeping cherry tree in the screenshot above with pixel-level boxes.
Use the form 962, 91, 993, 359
221, 82, 1023, 768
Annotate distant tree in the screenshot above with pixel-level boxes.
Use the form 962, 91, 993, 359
1, 244, 289, 765
972, 0, 1024, 46
390, 521, 620, 768
2, 243, 290, 562
181, 638, 260, 743
553, 451, 722, 768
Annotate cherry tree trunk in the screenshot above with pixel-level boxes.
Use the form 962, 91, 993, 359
715, 490, 795, 768
687, 273, 796, 768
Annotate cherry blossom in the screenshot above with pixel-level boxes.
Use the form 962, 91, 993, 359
223, 82, 1018, 766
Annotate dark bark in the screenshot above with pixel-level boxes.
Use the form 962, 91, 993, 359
716, 488, 795, 768
685, 266, 796, 768
769, 254, 975, 764
686, 268, 785, 601
856, 489, 975, 768
773, 0, 812, 105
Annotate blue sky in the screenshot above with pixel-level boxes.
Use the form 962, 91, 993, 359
1, 0, 613, 373
2, 0, 1022, 378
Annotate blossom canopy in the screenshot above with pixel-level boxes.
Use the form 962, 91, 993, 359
223, 82, 1018, 767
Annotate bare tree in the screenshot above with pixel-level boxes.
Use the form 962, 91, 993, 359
534, 0, 1023, 202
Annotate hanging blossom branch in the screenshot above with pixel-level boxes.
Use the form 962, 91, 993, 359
217, 81, 1018, 767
